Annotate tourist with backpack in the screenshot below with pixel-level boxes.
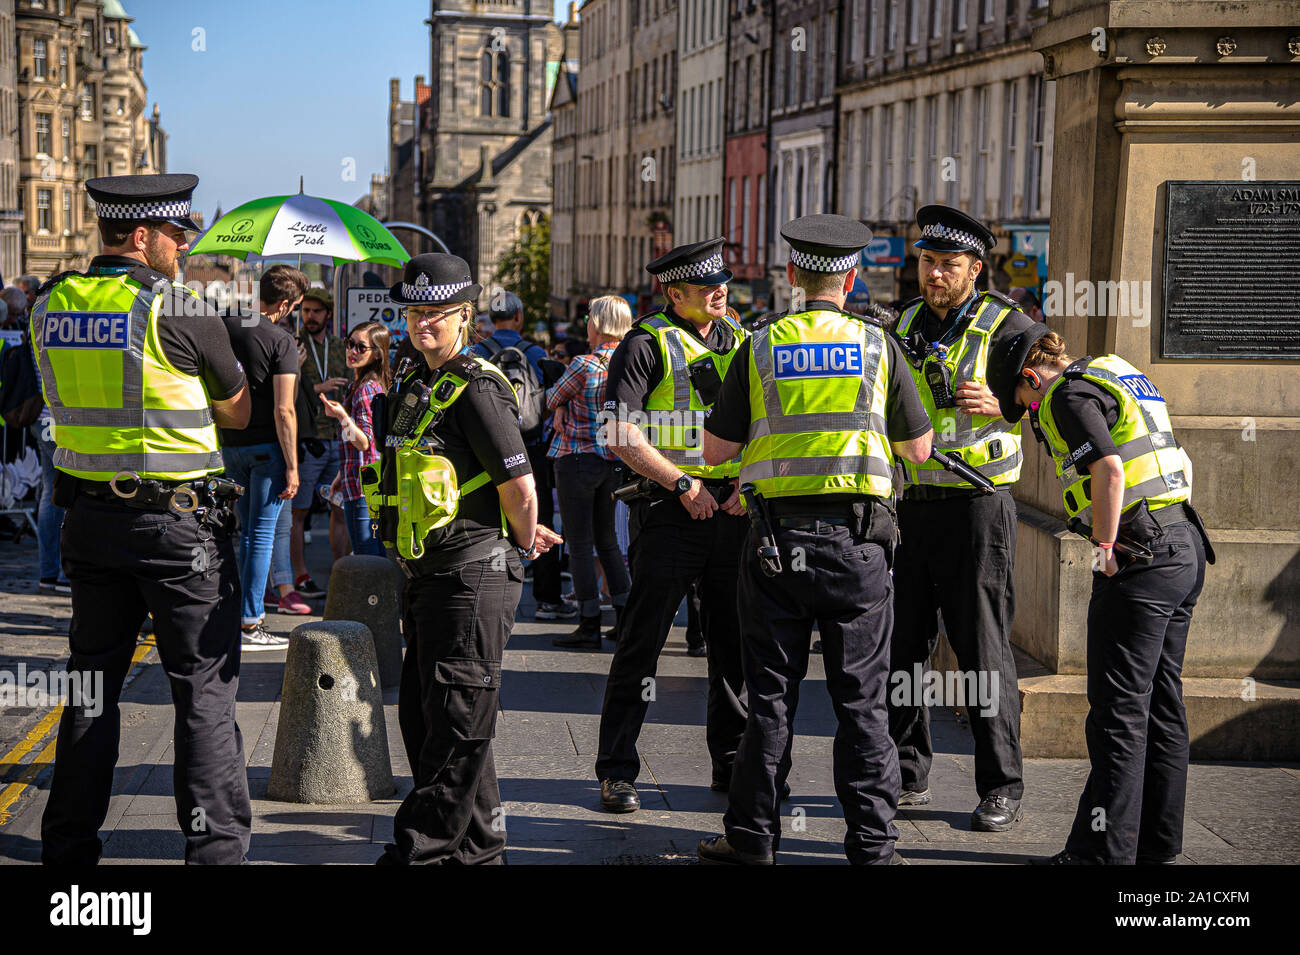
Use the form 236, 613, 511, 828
470, 291, 574, 620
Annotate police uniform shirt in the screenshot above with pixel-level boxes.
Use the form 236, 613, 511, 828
706, 300, 933, 505
408, 362, 534, 570
1041, 379, 1122, 473
220, 313, 299, 447
603, 307, 738, 415
78, 254, 246, 403
900, 289, 1037, 363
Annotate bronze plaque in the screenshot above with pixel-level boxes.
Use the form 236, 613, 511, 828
1162, 181, 1300, 359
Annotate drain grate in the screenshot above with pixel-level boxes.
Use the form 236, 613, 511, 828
602, 852, 698, 865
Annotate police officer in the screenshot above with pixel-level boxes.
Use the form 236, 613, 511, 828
595, 237, 749, 812
887, 204, 1033, 831
987, 326, 1214, 865
695, 215, 933, 864
371, 254, 560, 864
33, 174, 253, 864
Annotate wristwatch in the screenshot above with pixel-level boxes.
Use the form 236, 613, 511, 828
674, 474, 694, 496
516, 540, 539, 560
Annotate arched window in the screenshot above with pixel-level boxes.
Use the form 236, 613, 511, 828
480, 45, 510, 118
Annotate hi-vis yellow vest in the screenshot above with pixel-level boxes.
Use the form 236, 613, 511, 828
362, 354, 513, 559
1035, 354, 1190, 533
895, 292, 1022, 488
640, 311, 745, 479
29, 268, 223, 481
738, 308, 894, 500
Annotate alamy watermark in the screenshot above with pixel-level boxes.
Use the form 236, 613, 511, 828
0, 664, 104, 718
889, 664, 1000, 718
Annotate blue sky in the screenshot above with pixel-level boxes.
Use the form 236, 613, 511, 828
123, 0, 570, 222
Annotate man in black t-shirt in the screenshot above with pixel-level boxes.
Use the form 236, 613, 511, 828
220, 265, 308, 648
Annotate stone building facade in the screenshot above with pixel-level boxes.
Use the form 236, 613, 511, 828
722, 0, 771, 313
399, 0, 562, 302
674, 0, 725, 247
0, 0, 20, 283
837, 0, 1055, 303
16, 0, 164, 279
767, 0, 841, 310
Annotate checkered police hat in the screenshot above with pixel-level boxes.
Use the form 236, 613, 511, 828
86, 174, 202, 231
646, 237, 733, 286
913, 204, 995, 258
389, 253, 482, 306
780, 214, 873, 273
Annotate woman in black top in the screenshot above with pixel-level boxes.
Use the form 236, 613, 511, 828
376, 254, 560, 865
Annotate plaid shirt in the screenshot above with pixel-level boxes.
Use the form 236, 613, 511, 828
546, 342, 618, 461
339, 378, 384, 500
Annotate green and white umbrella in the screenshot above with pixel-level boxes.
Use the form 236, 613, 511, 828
188, 191, 409, 267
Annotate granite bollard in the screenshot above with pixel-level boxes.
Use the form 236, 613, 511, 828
323, 554, 405, 689
267, 620, 395, 803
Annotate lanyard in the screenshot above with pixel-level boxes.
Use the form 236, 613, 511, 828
305, 334, 328, 382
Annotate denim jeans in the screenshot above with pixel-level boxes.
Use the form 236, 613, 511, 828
222, 442, 287, 625
553, 452, 630, 617
269, 500, 293, 589
343, 496, 385, 557
29, 420, 66, 583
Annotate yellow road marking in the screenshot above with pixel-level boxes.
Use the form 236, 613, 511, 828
0, 632, 157, 824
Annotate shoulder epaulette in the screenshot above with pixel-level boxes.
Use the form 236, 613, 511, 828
36, 270, 80, 295
751, 310, 787, 330
1062, 357, 1094, 380
982, 289, 1019, 309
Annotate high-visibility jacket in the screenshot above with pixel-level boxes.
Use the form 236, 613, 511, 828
894, 291, 1022, 488
29, 267, 223, 481
1035, 354, 1190, 533
738, 308, 894, 500
639, 310, 745, 479
362, 354, 514, 559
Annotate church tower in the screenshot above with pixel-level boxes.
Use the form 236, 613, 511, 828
421, 1, 562, 296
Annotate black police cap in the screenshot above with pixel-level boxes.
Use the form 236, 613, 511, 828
389, 252, 482, 306
987, 322, 1052, 423
780, 214, 873, 273
914, 204, 996, 258
646, 237, 732, 286
85, 173, 201, 231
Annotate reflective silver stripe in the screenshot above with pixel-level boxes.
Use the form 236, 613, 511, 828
30, 293, 58, 406
750, 411, 888, 441
909, 450, 1023, 484
53, 407, 214, 429
1078, 362, 1182, 495
121, 283, 157, 408
951, 301, 1008, 441
53, 448, 224, 475
661, 447, 704, 465
1073, 471, 1189, 528
896, 303, 923, 337
740, 454, 895, 483
659, 325, 692, 410
971, 299, 1008, 333
1115, 429, 1177, 460
933, 417, 1013, 451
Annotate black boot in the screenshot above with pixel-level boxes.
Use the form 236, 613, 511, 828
554, 615, 603, 650
603, 605, 624, 643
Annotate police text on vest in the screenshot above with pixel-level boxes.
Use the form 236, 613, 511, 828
43, 312, 130, 349
772, 343, 863, 379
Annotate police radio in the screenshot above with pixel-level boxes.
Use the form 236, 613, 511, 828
923, 344, 957, 409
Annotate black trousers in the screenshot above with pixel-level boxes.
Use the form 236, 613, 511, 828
595, 499, 748, 783
41, 494, 251, 865
528, 444, 562, 605
1066, 521, 1206, 864
726, 522, 900, 864
888, 490, 1025, 800
389, 554, 522, 864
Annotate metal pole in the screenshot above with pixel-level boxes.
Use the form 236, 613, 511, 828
382, 220, 449, 253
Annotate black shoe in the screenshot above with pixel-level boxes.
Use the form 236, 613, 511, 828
687, 642, 707, 658
600, 779, 640, 813
604, 605, 624, 642
553, 616, 603, 650
1137, 854, 1177, 865
697, 835, 774, 865
898, 787, 931, 807
1029, 849, 1096, 865
296, 576, 326, 599
810, 639, 822, 654
972, 795, 1022, 831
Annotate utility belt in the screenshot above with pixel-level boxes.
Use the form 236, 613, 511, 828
766, 496, 896, 546
393, 535, 508, 579
60, 471, 243, 513
1072, 499, 1216, 566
